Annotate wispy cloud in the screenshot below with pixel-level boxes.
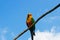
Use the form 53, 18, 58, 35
43, 16, 60, 23
1, 28, 8, 34
49, 16, 60, 20
0, 28, 8, 40
0, 27, 16, 40
1, 35, 6, 40
11, 32, 15, 37
28, 27, 60, 40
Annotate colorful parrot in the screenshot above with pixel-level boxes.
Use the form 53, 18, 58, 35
26, 13, 35, 40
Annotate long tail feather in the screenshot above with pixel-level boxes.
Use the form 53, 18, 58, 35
31, 32, 33, 40
30, 31, 35, 40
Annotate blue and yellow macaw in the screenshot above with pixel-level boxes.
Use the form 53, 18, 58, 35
26, 13, 35, 40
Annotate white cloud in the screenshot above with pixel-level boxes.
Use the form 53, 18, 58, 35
28, 27, 60, 40
50, 26, 56, 33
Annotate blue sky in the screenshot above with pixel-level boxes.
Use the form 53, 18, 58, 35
0, 0, 60, 40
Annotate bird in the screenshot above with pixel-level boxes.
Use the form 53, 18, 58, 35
26, 13, 35, 40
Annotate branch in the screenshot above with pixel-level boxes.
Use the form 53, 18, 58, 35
14, 3, 60, 40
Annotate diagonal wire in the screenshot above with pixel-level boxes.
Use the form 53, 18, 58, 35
14, 4, 60, 40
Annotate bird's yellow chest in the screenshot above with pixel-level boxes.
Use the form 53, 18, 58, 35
27, 18, 31, 22
27, 18, 32, 26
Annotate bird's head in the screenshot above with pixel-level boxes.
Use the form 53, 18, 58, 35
27, 13, 32, 18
